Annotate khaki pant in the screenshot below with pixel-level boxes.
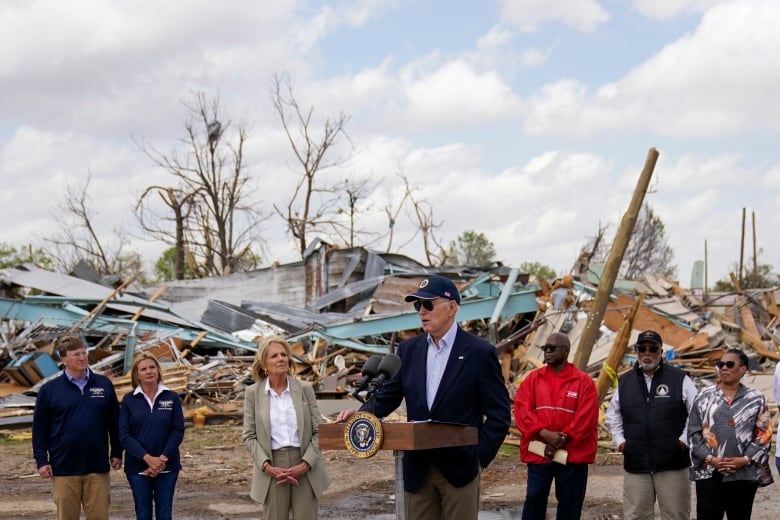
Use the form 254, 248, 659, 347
51, 473, 110, 520
405, 465, 480, 520
623, 468, 691, 520
265, 447, 317, 520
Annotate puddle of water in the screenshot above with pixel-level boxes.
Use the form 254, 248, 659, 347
357, 509, 523, 519
478, 510, 522, 519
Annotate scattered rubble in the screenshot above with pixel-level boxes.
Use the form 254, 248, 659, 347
1, 242, 778, 436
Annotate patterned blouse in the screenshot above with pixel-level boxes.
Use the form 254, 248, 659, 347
687, 382, 773, 482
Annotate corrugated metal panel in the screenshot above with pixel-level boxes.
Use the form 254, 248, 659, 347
201, 300, 257, 333
0, 264, 193, 327
141, 263, 307, 321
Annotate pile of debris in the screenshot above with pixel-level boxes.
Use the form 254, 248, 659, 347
1, 242, 778, 432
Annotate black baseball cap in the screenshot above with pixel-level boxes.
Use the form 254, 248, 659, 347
636, 330, 662, 346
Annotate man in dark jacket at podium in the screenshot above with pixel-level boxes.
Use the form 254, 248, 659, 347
337, 275, 511, 519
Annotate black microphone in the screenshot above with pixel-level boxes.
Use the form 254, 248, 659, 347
367, 353, 401, 394
351, 355, 381, 397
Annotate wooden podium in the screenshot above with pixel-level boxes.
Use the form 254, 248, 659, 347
320, 421, 478, 520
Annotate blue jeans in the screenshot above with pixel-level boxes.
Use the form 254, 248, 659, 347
522, 463, 588, 520
126, 471, 179, 520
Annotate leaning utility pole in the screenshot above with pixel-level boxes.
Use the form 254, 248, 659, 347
739, 207, 746, 288
573, 147, 660, 370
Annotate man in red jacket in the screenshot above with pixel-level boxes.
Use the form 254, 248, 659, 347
514, 332, 598, 520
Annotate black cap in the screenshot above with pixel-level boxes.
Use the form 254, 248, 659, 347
636, 330, 662, 346
404, 275, 461, 304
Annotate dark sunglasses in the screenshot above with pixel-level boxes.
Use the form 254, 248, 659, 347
540, 344, 566, 353
636, 345, 660, 354
413, 299, 449, 312
716, 360, 742, 370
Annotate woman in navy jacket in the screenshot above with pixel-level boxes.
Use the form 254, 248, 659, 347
119, 353, 185, 520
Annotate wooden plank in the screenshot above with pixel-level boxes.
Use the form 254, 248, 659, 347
675, 333, 710, 354
738, 296, 761, 338
739, 330, 780, 361
601, 294, 694, 348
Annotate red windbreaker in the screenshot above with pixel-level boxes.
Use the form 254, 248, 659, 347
514, 363, 599, 464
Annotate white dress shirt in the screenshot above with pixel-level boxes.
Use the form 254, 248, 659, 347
264, 378, 301, 450
426, 321, 458, 409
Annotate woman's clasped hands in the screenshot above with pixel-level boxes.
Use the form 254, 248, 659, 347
266, 461, 310, 485
142, 454, 168, 477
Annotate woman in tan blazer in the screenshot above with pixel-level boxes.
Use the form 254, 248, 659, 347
243, 336, 330, 520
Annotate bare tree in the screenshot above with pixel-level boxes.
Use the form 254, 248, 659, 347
622, 204, 677, 280
382, 172, 412, 253
575, 222, 610, 278
577, 205, 677, 281
331, 176, 380, 248
377, 172, 447, 265
271, 74, 353, 258
135, 186, 199, 280
135, 91, 267, 277
403, 177, 447, 266
44, 174, 140, 280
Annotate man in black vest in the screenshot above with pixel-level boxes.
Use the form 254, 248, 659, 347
605, 330, 698, 520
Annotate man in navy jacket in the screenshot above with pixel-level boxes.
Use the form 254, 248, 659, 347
338, 275, 511, 519
32, 335, 122, 520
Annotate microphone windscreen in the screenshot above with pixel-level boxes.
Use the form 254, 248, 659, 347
377, 353, 401, 378
361, 355, 381, 378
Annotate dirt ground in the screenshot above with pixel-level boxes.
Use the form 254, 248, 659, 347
1, 421, 778, 520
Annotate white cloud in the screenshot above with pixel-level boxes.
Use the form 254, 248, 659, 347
659, 153, 752, 190
1, 0, 778, 285
521, 47, 552, 67
500, 0, 610, 32
763, 162, 780, 188
477, 25, 513, 50
525, 1, 780, 138
397, 59, 523, 127
632, 0, 735, 20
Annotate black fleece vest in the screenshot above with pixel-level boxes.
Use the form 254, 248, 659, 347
618, 363, 691, 473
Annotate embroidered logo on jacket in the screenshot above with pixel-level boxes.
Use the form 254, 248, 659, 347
655, 384, 670, 397
90, 387, 105, 398
566, 390, 579, 399
158, 400, 174, 410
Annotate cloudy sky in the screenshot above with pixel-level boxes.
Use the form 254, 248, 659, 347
2, 0, 779, 288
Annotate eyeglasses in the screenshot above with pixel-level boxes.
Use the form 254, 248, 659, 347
716, 360, 743, 370
540, 344, 566, 353
636, 345, 660, 354
413, 299, 450, 312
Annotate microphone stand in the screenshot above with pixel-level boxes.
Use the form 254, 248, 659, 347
365, 377, 403, 520
352, 387, 367, 404
364, 380, 382, 416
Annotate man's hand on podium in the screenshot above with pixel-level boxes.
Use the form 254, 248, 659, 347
336, 409, 357, 423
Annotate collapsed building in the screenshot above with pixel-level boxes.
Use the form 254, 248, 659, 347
1, 240, 778, 434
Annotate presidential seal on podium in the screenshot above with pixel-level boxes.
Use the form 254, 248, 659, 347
344, 411, 383, 458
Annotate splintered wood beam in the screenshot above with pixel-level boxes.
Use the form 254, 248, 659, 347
596, 293, 645, 402
739, 329, 780, 361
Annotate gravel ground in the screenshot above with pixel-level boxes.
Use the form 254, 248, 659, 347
1, 420, 777, 519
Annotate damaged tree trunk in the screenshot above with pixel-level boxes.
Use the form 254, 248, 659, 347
574, 147, 659, 369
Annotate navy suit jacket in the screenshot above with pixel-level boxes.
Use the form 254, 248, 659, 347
362, 327, 510, 492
